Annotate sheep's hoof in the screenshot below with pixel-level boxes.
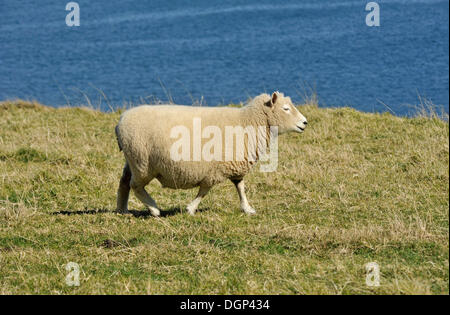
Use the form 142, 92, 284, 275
187, 208, 196, 216
243, 207, 257, 215
149, 207, 160, 217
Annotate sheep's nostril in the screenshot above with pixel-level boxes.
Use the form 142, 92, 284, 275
304, 121, 308, 125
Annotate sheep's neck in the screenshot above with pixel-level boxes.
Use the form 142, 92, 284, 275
239, 105, 272, 163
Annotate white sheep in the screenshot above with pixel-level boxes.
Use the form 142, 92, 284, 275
115, 92, 307, 216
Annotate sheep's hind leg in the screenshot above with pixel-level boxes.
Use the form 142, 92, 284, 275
231, 179, 256, 215
116, 163, 131, 213
187, 185, 211, 216
131, 178, 161, 217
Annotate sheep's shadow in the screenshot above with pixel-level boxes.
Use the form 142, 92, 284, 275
52, 209, 110, 216
51, 207, 210, 218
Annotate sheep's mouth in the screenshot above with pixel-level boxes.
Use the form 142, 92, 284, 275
296, 126, 305, 132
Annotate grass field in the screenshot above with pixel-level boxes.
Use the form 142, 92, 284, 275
0, 100, 448, 295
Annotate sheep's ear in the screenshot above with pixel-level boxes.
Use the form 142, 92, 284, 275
265, 92, 278, 107
271, 91, 279, 105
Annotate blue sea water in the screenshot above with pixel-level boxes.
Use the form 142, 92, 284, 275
0, 0, 448, 115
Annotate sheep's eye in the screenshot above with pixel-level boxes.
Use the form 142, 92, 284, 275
283, 105, 290, 112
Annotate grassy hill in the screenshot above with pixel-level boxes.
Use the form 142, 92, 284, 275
0, 100, 448, 294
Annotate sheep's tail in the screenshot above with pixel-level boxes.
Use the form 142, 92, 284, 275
115, 125, 123, 151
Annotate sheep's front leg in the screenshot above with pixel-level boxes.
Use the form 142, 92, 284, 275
187, 185, 211, 215
231, 179, 256, 215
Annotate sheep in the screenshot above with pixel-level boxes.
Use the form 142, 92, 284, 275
115, 91, 308, 216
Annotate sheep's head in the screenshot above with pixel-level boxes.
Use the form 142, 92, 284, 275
264, 91, 308, 134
